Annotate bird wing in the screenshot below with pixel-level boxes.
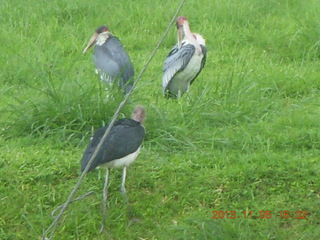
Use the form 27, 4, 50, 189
162, 43, 195, 90
81, 119, 145, 172
94, 36, 134, 91
190, 44, 207, 86
81, 126, 110, 172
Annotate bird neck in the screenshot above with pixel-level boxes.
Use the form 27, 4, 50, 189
96, 32, 111, 46
183, 23, 202, 54
193, 33, 205, 46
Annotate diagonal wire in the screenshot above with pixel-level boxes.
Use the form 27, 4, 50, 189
42, 0, 186, 239
50, 191, 95, 219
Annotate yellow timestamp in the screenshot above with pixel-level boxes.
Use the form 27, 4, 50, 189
212, 210, 308, 220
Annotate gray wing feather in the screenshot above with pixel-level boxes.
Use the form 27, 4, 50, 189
162, 44, 195, 89
81, 119, 145, 172
94, 36, 134, 93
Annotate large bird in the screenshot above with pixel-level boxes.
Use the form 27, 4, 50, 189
162, 16, 206, 98
83, 25, 134, 94
81, 106, 145, 230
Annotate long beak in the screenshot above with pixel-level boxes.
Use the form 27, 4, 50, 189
183, 21, 202, 53
83, 33, 98, 54
177, 26, 184, 49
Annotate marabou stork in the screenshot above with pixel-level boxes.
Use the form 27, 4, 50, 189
83, 25, 134, 94
81, 106, 145, 230
162, 16, 206, 98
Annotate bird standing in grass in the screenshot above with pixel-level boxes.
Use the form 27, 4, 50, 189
162, 16, 207, 98
81, 106, 145, 231
83, 25, 135, 94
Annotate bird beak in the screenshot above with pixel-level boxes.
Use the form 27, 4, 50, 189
181, 20, 203, 54
83, 33, 98, 54
177, 26, 184, 49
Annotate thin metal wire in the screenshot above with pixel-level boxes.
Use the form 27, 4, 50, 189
50, 191, 95, 218
42, 1, 186, 239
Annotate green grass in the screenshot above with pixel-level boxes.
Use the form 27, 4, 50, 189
1, 0, 320, 239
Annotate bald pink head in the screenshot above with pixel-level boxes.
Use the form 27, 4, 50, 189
83, 25, 110, 54
132, 106, 146, 125
176, 16, 188, 28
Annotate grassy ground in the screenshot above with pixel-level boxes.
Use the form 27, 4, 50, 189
1, 0, 320, 239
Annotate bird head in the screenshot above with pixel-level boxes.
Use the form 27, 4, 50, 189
132, 106, 146, 125
83, 25, 110, 54
176, 16, 203, 53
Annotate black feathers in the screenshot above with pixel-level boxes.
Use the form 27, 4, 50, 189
81, 119, 145, 172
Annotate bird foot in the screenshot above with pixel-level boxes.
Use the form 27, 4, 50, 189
99, 224, 108, 234
128, 217, 141, 226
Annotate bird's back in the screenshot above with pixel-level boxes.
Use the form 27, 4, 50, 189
81, 119, 145, 172
94, 36, 134, 93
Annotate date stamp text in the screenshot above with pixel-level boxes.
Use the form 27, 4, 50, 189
212, 210, 310, 220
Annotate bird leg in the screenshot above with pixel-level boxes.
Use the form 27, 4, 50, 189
120, 166, 134, 218
185, 90, 192, 103
98, 76, 103, 101
177, 89, 183, 99
120, 166, 129, 205
100, 168, 109, 233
